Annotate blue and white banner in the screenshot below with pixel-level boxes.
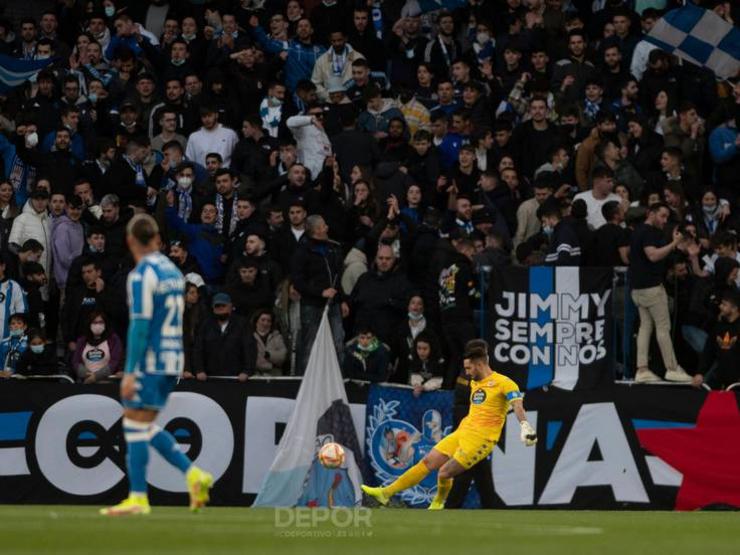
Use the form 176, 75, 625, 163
253, 309, 365, 507
646, 5, 740, 80
0, 55, 54, 93
489, 266, 614, 391
364, 385, 454, 507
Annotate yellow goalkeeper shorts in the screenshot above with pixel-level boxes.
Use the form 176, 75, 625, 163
433, 430, 496, 469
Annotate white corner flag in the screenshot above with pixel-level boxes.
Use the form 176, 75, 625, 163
253, 307, 364, 507
646, 4, 739, 80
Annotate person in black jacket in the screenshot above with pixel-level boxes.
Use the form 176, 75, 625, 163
539, 198, 581, 266
15, 329, 56, 376
191, 293, 256, 382
694, 289, 740, 390
438, 236, 478, 386
18, 262, 47, 333
271, 201, 307, 273
568, 198, 595, 266
331, 111, 380, 182
343, 325, 392, 383
626, 115, 664, 177
66, 227, 120, 292
61, 259, 118, 355
350, 244, 413, 345
291, 214, 348, 374
99, 195, 134, 259
101, 137, 161, 209
226, 258, 274, 321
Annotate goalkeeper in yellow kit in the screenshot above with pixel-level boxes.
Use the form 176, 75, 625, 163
362, 339, 537, 510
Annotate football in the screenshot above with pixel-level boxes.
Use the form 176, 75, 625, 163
318, 442, 345, 468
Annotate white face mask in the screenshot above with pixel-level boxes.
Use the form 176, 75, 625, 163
177, 176, 193, 190
90, 323, 106, 336
105, 6, 115, 17
36, 53, 50, 60
25, 132, 39, 148
476, 32, 490, 44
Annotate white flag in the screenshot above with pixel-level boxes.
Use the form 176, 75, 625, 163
253, 308, 364, 507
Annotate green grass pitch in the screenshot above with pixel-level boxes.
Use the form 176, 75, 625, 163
1, 505, 736, 555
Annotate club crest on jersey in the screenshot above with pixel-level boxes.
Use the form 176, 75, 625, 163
472, 389, 487, 404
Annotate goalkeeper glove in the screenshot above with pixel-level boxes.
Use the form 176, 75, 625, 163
520, 421, 537, 446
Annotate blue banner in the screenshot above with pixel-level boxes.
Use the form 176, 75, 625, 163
0, 55, 54, 93
364, 385, 455, 507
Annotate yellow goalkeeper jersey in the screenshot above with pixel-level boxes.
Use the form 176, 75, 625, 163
457, 371, 523, 440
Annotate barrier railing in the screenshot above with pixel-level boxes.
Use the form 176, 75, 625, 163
10, 374, 75, 384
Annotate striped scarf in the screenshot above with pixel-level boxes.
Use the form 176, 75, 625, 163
215, 194, 238, 235
259, 97, 282, 138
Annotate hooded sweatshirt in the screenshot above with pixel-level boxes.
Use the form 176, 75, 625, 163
357, 99, 405, 135
51, 214, 85, 288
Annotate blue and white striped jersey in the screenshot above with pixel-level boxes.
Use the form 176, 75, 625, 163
0, 279, 27, 341
126, 252, 185, 376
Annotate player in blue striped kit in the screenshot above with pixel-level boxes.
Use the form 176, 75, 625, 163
101, 214, 212, 516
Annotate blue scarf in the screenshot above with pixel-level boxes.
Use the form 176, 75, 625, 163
584, 99, 601, 121
372, 2, 383, 39
124, 155, 146, 187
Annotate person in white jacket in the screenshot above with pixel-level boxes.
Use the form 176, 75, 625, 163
286, 107, 332, 181
8, 189, 52, 281
185, 105, 239, 168
311, 29, 365, 102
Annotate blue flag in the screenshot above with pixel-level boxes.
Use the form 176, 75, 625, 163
0, 55, 54, 94
646, 5, 740, 80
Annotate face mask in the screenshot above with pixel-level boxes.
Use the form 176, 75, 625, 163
36, 54, 50, 60
105, 6, 115, 17
543, 225, 554, 236
183, 33, 196, 41
703, 204, 718, 215
88, 93, 98, 104
177, 176, 193, 190
268, 96, 282, 108
476, 32, 490, 44
31, 344, 44, 354
408, 311, 424, 321
171, 58, 185, 66
215, 312, 229, 322
25, 132, 39, 148
89, 244, 101, 253
9, 328, 23, 338
90, 323, 106, 336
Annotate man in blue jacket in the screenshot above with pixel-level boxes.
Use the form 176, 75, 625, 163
248, 15, 326, 96
165, 192, 224, 284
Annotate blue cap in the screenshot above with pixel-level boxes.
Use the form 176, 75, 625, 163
211, 292, 232, 307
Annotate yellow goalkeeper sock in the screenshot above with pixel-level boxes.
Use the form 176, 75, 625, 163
382, 461, 431, 496
434, 477, 453, 505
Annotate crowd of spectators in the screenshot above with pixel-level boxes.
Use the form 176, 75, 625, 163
0, 0, 737, 389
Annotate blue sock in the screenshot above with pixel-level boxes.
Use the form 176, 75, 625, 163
123, 418, 150, 495
150, 426, 192, 474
